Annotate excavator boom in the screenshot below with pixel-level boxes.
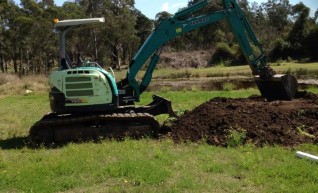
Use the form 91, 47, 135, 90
119, 0, 298, 101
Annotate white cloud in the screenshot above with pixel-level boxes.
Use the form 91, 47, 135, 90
160, 2, 187, 13
135, 0, 149, 3
171, 2, 187, 9
161, 2, 170, 12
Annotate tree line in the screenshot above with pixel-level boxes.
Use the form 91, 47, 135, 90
0, 0, 317, 75
165, 0, 318, 66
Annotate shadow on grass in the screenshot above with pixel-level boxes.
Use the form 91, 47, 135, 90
0, 136, 162, 150
0, 137, 70, 149
0, 137, 30, 149
0, 136, 96, 149
0, 126, 171, 150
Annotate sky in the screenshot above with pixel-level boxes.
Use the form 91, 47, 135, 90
134, 0, 317, 19
14, 0, 318, 19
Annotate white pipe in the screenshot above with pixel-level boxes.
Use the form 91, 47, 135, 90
296, 151, 318, 163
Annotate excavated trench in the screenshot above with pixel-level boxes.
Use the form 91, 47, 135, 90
164, 91, 318, 147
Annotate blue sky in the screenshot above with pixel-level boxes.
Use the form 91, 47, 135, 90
14, 0, 317, 19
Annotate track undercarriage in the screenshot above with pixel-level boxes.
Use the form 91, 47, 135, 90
30, 112, 160, 143
30, 95, 176, 144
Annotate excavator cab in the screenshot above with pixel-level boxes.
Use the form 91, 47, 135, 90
49, 18, 175, 116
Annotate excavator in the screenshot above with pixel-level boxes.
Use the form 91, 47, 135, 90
30, 0, 298, 143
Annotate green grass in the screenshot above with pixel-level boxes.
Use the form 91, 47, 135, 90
271, 62, 318, 78
119, 62, 318, 80
0, 94, 49, 140
138, 89, 259, 109
0, 140, 318, 193
1, 89, 318, 192
305, 86, 318, 93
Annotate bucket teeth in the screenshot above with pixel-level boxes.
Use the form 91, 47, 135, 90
255, 74, 298, 101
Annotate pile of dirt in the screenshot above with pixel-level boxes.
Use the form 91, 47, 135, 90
159, 50, 212, 68
169, 91, 318, 147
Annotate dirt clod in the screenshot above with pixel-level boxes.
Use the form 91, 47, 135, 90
168, 91, 318, 147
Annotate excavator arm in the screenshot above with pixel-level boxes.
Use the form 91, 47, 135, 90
118, 0, 297, 101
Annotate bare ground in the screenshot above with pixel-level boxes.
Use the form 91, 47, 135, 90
159, 50, 212, 68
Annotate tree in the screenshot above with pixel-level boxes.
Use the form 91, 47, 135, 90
286, 2, 310, 59
101, 0, 137, 69
154, 11, 172, 30
42, 0, 54, 7
134, 10, 152, 43
1, 1, 20, 74
305, 26, 318, 61
0, 1, 5, 72
263, 0, 291, 32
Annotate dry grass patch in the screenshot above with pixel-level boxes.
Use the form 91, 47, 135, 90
0, 73, 49, 96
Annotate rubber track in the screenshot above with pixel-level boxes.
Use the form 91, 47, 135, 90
30, 112, 160, 143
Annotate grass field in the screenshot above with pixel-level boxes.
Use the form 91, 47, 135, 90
0, 63, 317, 192
1, 88, 318, 192
157, 62, 318, 79
113, 62, 318, 80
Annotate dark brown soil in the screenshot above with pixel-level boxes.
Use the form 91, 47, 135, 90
168, 91, 318, 147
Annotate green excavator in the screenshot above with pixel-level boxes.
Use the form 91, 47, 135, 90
30, 0, 298, 143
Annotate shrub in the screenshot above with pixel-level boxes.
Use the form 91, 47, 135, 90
222, 82, 235, 91
211, 43, 246, 66
269, 38, 288, 62
227, 127, 246, 147
211, 43, 236, 66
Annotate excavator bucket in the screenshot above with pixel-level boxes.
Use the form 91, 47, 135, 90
145, 95, 177, 117
254, 74, 298, 101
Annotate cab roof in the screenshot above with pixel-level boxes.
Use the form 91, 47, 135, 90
54, 18, 105, 29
